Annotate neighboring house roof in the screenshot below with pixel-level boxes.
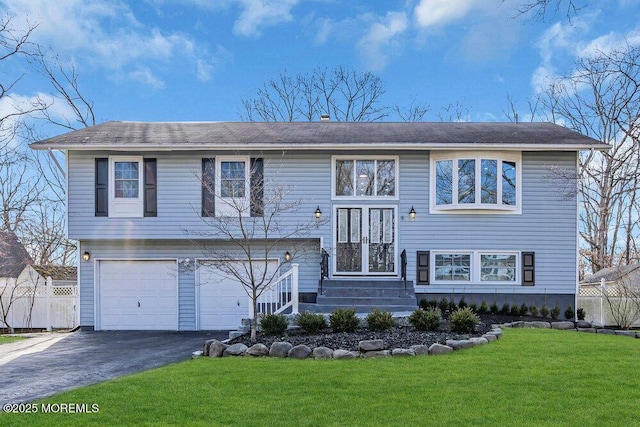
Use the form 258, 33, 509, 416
32, 265, 78, 281
0, 231, 33, 278
30, 121, 610, 152
581, 264, 640, 285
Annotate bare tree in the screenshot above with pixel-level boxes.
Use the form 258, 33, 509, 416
504, 0, 587, 22
602, 277, 640, 329
187, 158, 327, 341
240, 66, 388, 122
393, 97, 429, 122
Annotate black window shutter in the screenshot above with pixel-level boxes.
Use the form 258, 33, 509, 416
95, 158, 108, 217
416, 251, 430, 285
143, 158, 157, 217
250, 158, 264, 217
522, 252, 535, 286
202, 158, 215, 217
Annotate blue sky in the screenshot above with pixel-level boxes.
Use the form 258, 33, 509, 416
2, 0, 640, 129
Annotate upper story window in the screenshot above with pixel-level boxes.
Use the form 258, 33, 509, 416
431, 151, 520, 213
109, 156, 143, 217
333, 157, 397, 199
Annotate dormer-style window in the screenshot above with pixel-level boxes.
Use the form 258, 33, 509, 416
332, 156, 398, 199
431, 152, 521, 213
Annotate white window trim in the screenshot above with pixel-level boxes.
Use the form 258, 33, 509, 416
331, 155, 399, 200
215, 156, 250, 217
108, 156, 143, 218
431, 250, 521, 285
430, 151, 522, 214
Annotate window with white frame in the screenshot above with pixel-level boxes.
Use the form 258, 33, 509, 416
431, 152, 520, 212
333, 157, 397, 198
109, 156, 143, 217
216, 156, 250, 216
431, 251, 519, 284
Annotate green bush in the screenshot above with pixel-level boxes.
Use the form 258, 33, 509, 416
577, 307, 586, 321
366, 308, 395, 331
419, 298, 438, 310
529, 304, 539, 317
329, 308, 360, 333
468, 302, 478, 313
438, 297, 449, 314
478, 300, 489, 314
500, 303, 510, 315
448, 299, 458, 313
449, 307, 480, 334
490, 302, 499, 314
519, 303, 528, 317
540, 305, 550, 318
510, 304, 520, 317
295, 311, 327, 334
408, 308, 442, 332
260, 313, 289, 335
550, 304, 561, 320
564, 305, 574, 320
458, 297, 468, 309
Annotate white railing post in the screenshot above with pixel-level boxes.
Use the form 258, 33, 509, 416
291, 263, 299, 314
46, 276, 53, 332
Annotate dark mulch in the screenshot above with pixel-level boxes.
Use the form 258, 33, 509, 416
227, 314, 545, 351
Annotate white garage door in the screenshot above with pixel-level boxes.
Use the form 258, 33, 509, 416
198, 260, 278, 330
99, 260, 177, 330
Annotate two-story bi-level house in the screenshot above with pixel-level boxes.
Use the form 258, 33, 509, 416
31, 121, 608, 331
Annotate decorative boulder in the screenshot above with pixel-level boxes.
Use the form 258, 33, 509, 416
482, 334, 497, 342
208, 340, 228, 358
445, 339, 475, 350
269, 341, 293, 358
223, 343, 248, 357
333, 349, 358, 359
576, 320, 592, 328
359, 339, 386, 352
524, 321, 551, 329
469, 337, 488, 345
391, 348, 415, 357
410, 345, 429, 356
203, 339, 217, 356
362, 350, 391, 358
428, 343, 453, 355
288, 344, 312, 359
246, 343, 269, 357
485, 328, 503, 338
551, 321, 575, 330
312, 347, 334, 359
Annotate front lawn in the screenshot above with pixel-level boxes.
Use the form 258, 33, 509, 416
2, 329, 638, 426
0, 335, 26, 345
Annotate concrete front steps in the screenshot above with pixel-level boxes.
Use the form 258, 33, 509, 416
299, 279, 418, 314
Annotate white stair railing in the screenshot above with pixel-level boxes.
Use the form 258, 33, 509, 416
257, 263, 299, 315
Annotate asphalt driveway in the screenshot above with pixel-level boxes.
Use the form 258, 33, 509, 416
0, 330, 228, 406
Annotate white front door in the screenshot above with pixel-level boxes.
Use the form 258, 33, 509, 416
334, 206, 397, 275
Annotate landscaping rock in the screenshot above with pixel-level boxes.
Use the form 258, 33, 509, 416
333, 349, 358, 359
203, 339, 217, 356
469, 337, 488, 345
482, 334, 497, 342
615, 330, 636, 337
288, 344, 312, 359
246, 343, 269, 357
359, 339, 386, 352
269, 341, 293, 358
551, 321, 575, 330
428, 343, 453, 355
446, 339, 475, 350
596, 329, 615, 335
208, 340, 228, 358
312, 347, 334, 359
576, 320, 592, 328
524, 321, 551, 329
223, 343, 248, 357
508, 321, 525, 328
410, 345, 429, 356
577, 328, 596, 333
228, 331, 245, 340
391, 348, 415, 357
362, 350, 391, 358
485, 328, 503, 339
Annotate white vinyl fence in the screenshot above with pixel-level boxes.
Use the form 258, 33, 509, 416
578, 283, 640, 328
0, 277, 78, 331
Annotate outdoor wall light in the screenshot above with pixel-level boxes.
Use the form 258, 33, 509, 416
82, 251, 91, 261
314, 206, 322, 219
284, 251, 292, 262
409, 206, 417, 220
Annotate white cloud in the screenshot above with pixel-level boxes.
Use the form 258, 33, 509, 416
129, 67, 165, 90
414, 0, 479, 28
232, 0, 299, 38
356, 11, 408, 71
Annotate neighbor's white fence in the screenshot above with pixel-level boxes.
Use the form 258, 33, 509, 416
578, 283, 640, 328
0, 277, 78, 330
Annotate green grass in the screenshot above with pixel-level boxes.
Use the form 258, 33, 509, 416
2, 329, 639, 426
0, 335, 26, 345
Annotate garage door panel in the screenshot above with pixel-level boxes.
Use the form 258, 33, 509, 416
99, 260, 178, 330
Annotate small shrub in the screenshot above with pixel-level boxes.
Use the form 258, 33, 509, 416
449, 307, 480, 334
564, 305, 574, 320
260, 313, 289, 335
329, 308, 360, 333
540, 305, 550, 318
448, 299, 458, 313
468, 302, 478, 313
366, 308, 395, 331
295, 311, 327, 334
519, 303, 528, 317
478, 300, 489, 314
529, 304, 539, 317
500, 303, 510, 315
409, 308, 442, 332
419, 298, 438, 310
458, 297, 468, 309
490, 302, 499, 314
577, 307, 586, 321
550, 304, 561, 320
510, 304, 520, 317
438, 297, 449, 313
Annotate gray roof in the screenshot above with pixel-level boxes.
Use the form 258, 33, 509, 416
30, 121, 609, 151
0, 231, 33, 278
581, 264, 640, 284
32, 265, 77, 281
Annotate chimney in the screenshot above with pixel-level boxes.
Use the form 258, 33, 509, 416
320, 114, 330, 122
